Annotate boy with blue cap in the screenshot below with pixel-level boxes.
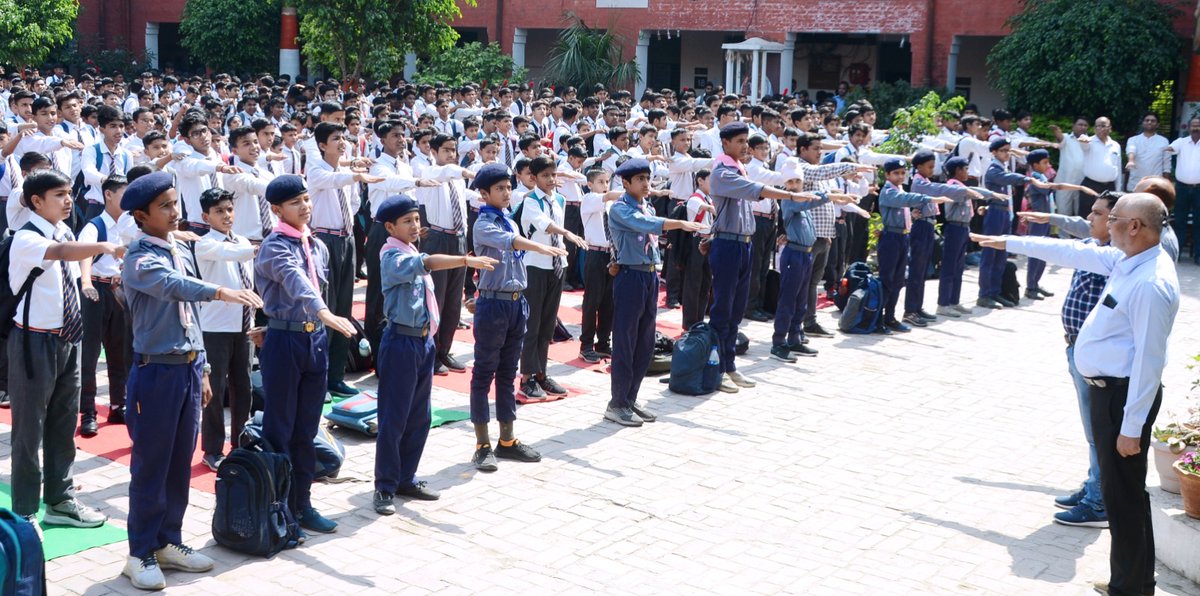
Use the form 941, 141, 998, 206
1021, 148, 1097, 300
977, 138, 1052, 309
372, 194, 496, 514
120, 171, 263, 590
254, 174, 357, 537
877, 159, 954, 333
934, 156, 1001, 317
468, 163, 567, 471
606, 158, 704, 425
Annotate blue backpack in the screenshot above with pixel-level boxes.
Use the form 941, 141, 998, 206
667, 322, 722, 395
212, 437, 300, 558
838, 276, 883, 334
832, 261, 873, 311
0, 508, 46, 596
324, 391, 379, 437
240, 412, 345, 480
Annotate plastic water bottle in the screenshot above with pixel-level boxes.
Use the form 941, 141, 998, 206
358, 337, 371, 357
707, 347, 719, 366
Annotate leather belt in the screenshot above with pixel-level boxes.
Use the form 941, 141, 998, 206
428, 224, 465, 237
945, 221, 970, 227
1083, 376, 1129, 389
883, 226, 910, 235
587, 245, 610, 252
14, 323, 61, 335
785, 242, 813, 253
479, 290, 523, 301
90, 275, 116, 284
313, 227, 349, 237
138, 351, 199, 365
714, 232, 752, 243
268, 319, 324, 333
622, 264, 656, 272
388, 322, 429, 337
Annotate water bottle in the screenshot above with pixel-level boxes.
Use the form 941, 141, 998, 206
707, 347, 719, 366
358, 337, 371, 358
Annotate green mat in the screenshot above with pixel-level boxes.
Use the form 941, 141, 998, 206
0, 484, 126, 560
321, 395, 470, 428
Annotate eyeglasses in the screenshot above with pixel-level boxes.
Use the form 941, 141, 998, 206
1106, 215, 1143, 226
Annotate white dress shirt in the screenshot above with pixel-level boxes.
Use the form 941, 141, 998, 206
667, 151, 713, 200
686, 190, 714, 234
556, 162, 585, 205
77, 211, 123, 277
519, 188, 565, 271
53, 120, 97, 182
1081, 135, 1122, 186
173, 149, 224, 224
9, 213, 78, 329
195, 229, 256, 332
305, 157, 358, 233
368, 153, 418, 218
223, 160, 276, 241
579, 192, 611, 248
746, 157, 787, 215
80, 141, 133, 203
421, 164, 474, 234
1125, 133, 1170, 191
1057, 134, 1086, 185
1169, 135, 1200, 185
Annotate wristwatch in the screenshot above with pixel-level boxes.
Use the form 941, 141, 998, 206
203, 362, 212, 375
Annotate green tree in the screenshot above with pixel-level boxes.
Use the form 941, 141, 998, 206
0, 0, 78, 66
414, 42, 527, 87
987, 0, 1184, 131
294, 0, 470, 83
843, 81, 957, 129
543, 14, 639, 92
875, 91, 966, 156
180, 0, 282, 74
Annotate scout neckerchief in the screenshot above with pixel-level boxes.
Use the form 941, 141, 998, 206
381, 236, 440, 335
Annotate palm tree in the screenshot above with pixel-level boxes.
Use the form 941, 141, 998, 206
543, 13, 639, 91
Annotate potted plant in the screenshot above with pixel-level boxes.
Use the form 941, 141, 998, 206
1173, 451, 1200, 519
1152, 414, 1199, 494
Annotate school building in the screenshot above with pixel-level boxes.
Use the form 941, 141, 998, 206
78, 0, 1196, 114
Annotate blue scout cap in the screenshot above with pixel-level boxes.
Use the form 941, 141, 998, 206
265, 174, 308, 205
883, 158, 907, 173
719, 121, 750, 139
471, 163, 513, 191
120, 171, 173, 211
989, 138, 1011, 152
1026, 149, 1050, 164
615, 158, 652, 180
944, 156, 969, 174
374, 194, 420, 223
912, 151, 936, 166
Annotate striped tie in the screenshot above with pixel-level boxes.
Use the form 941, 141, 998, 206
448, 182, 464, 234
250, 169, 273, 238
59, 243, 83, 343
337, 186, 354, 234
228, 235, 254, 332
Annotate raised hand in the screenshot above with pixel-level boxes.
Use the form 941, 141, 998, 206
318, 309, 357, 338
1017, 211, 1052, 224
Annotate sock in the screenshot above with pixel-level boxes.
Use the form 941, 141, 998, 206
499, 438, 516, 447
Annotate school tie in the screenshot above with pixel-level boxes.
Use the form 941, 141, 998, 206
448, 181, 465, 234
108, 153, 116, 177
249, 168, 273, 238
227, 235, 254, 332
543, 194, 563, 277
336, 186, 354, 234
58, 239, 83, 343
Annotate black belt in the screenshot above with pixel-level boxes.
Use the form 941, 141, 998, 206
388, 322, 429, 337
622, 263, 656, 272
713, 232, 752, 243
479, 290, 523, 301
138, 351, 199, 365
587, 245, 610, 252
268, 319, 324, 333
1083, 376, 1129, 389
1065, 333, 1077, 346
945, 221, 970, 227
313, 227, 349, 237
883, 226, 910, 235
785, 242, 813, 253
428, 224, 465, 237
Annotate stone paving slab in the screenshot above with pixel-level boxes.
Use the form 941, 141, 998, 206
6, 258, 1200, 595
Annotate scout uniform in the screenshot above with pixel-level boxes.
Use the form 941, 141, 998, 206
1023, 149, 1056, 296
772, 161, 829, 359
877, 160, 938, 331
978, 138, 1032, 306
932, 157, 987, 314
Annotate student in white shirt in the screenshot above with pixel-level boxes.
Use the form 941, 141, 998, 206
681, 169, 716, 329
172, 114, 241, 232
1124, 112, 1170, 192
578, 169, 623, 363
516, 156, 586, 399
222, 126, 276, 242
52, 92, 94, 194
7, 152, 53, 231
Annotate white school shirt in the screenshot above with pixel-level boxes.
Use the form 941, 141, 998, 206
80, 142, 133, 204
305, 157, 359, 232
579, 192, 611, 248
53, 120, 96, 182
173, 148, 224, 225
9, 213, 78, 329
1125, 133, 1170, 191
746, 157, 787, 215
667, 151, 713, 200
76, 211, 124, 278
686, 190, 714, 234
1169, 135, 1200, 184
421, 164, 475, 234
11, 133, 67, 170
434, 117, 462, 138
518, 188, 565, 271
195, 229, 256, 332
556, 162, 584, 204
1081, 135, 1122, 187
223, 159, 276, 241
368, 153, 418, 218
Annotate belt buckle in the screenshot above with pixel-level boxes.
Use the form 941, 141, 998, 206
187, 351, 197, 363
510, 292, 519, 301
1094, 379, 1107, 388
304, 321, 316, 333
421, 324, 429, 338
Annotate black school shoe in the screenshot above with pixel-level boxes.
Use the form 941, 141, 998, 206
594, 344, 612, 356
770, 345, 797, 363
883, 319, 912, 333
107, 405, 126, 424
975, 297, 1003, 310
79, 414, 99, 437
579, 349, 603, 364
537, 376, 568, 396
995, 295, 1018, 308
519, 379, 545, 400
803, 323, 834, 338
1024, 290, 1044, 301
472, 445, 499, 472
495, 440, 542, 462
786, 343, 818, 357
439, 354, 466, 372
396, 480, 441, 501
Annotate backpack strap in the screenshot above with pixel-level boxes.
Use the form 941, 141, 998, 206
89, 216, 107, 244
15, 222, 46, 379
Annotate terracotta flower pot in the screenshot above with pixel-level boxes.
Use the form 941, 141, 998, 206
1153, 441, 1197, 494
1172, 461, 1200, 520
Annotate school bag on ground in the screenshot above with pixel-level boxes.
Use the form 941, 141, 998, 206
324, 391, 379, 437
1001, 261, 1021, 305
241, 412, 345, 480
647, 332, 674, 375
667, 322, 722, 395
345, 318, 374, 373
0, 507, 47, 596
838, 277, 883, 334
212, 438, 300, 558
831, 261, 873, 311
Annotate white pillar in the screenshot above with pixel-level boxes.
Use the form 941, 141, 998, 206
734, 55, 742, 95
145, 22, 160, 69
946, 36, 961, 94
724, 51, 734, 93
635, 30, 650, 98
279, 5, 300, 80
512, 28, 527, 69
750, 50, 761, 102
780, 33, 796, 97
403, 53, 417, 80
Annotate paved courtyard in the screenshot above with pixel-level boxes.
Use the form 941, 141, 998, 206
7, 257, 1200, 595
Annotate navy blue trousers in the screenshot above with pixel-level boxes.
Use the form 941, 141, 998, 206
707, 238, 751, 373
470, 297, 526, 424
938, 223, 970, 307
374, 329, 434, 493
126, 356, 203, 558
877, 231, 909, 322
1025, 221, 1051, 289
609, 268, 658, 409
978, 207, 1011, 298
772, 246, 813, 346
260, 328, 328, 514
903, 219, 935, 315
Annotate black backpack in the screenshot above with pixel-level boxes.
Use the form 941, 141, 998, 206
344, 317, 374, 373
831, 261, 873, 311
212, 440, 301, 558
667, 322, 722, 395
0, 223, 49, 378
1001, 261, 1021, 305
665, 200, 691, 271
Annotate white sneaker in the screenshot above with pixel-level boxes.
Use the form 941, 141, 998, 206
953, 303, 973, 315
718, 374, 740, 393
155, 543, 215, 572
728, 371, 756, 388
935, 305, 961, 318
123, 554, 167, 591
43, 498, 107, 528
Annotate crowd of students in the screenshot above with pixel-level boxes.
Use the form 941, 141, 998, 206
0, 66, 1192, 591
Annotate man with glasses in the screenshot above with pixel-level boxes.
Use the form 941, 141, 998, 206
973, 193, 1180, 596
1079, 117, 1122, 217
1125, 113, 1169, 192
